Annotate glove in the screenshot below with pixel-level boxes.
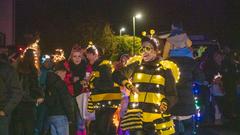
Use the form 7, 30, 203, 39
125, 82, 139, 94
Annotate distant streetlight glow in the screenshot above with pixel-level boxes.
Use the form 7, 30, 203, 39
133, 13, 142, 55
135, 14, 142, 19
120, 27, 126, 36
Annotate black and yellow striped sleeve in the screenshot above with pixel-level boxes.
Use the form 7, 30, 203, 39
87, 96, 95, 113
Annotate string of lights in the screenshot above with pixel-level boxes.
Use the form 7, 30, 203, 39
21, 39, 41, 72
192, 82, 201, 135
52, 49, 65, 63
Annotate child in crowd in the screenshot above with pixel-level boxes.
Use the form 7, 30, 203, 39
45, 61, 74, 135
163, 23, 193, 59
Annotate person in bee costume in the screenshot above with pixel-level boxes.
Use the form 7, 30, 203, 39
113, 36, 180, 135
86, 45, 122, 135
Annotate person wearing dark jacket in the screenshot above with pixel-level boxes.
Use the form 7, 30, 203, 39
0, 53, 23, 135
113, 36, 179, 135
45, 61, 74, 135
168, 56, 203, 135
11, 49, 44, 135
34, 55, 53, 135
86, 45, 122, 135
163, 25, 204, 134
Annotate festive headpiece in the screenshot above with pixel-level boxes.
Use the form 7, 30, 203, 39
86, 42, 98, 55
141, 36, 161, 51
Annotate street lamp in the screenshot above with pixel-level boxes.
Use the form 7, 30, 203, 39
119, 27, 126, 36
133, 13, 142, 55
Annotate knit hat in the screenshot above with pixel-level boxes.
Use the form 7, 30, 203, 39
41, 54, 51, 64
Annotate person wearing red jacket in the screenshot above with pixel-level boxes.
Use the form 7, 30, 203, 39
63, 45, 87, 135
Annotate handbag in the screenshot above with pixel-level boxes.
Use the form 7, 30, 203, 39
76, 92, 95, 121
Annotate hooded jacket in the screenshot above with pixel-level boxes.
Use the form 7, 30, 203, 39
45, 72, 74, 121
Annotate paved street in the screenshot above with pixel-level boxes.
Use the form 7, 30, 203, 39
198, 127, 239, 135
197, 118, 240, 135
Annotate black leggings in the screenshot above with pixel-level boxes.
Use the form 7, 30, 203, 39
93, 108, 117, 135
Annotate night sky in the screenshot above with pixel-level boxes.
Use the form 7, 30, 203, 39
15, 0, 240, 52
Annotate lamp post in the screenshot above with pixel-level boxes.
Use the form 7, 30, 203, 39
132, 13, 142, 55
119, 27, 125, 36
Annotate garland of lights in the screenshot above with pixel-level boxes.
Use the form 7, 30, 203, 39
192, 82, 201, 135
21, 39, 41, 72
52, 49, 65, 63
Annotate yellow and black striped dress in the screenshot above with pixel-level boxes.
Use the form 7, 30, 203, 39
113, 57, 179, 134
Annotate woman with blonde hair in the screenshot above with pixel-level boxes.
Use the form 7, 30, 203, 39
63, 45, 87, 135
